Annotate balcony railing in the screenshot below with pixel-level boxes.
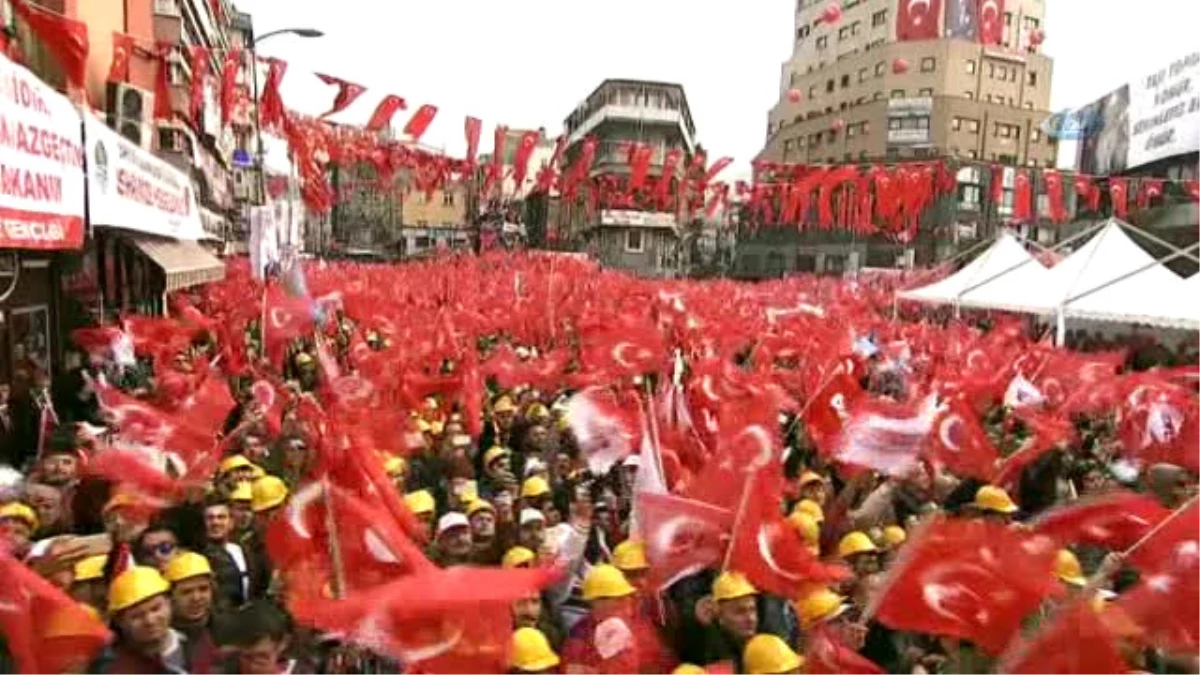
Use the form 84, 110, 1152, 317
567, 104, 696, 152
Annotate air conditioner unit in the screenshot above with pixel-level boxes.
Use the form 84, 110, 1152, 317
106, 82, 154, 150
153, 0, 180, 16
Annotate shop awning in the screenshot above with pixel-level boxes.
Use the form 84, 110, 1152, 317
130, 236, 226, 293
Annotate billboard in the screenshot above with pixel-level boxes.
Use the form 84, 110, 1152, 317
1076, 51, 1200, 174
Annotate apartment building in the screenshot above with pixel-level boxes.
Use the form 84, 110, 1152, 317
555, 79, 698, 278
742, 0, 1059, 277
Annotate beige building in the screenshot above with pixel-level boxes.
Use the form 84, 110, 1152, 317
760, 0, 1055, 168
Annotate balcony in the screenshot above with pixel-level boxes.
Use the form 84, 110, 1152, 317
566, 104, 696, 153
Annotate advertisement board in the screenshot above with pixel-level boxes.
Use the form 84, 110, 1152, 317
0, 52, 86, 250
1077, 51, 1200, 174
84, 114, 204, 239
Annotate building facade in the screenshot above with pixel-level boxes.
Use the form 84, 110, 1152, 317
555, 79, 698, 278
743, 0, 1058, 278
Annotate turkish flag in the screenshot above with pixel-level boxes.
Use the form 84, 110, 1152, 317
871, 517, 1060, 655
108, 31, 136, 82
1074, 175, 1100, 212
187, 45, 209, 124
990, 164, 1005, 205
628, 143, 655, 192
403, 104, 439, 141
996, 600, 1127, 674
153, 42, 174, 121
804, 626, 885, 674
219, 48, 241, 125
463, 116, 483, 167
259, 58, 289, 130
636, 490, 734, 592
511, 130, 541, 192
316, 72, 367, 119
263, 287, 316, 361
896, 0, 943, 41
365, 94, 407, 132
1127, 500, 1200, 572
1043, 170, 1066, 222
726, 470, 849, 598
12, 0, 89, 91
976, 0, 1005, 44
1012, 170, 1033, 221
1116, 523, 1199, 652
1109, 177, 1129, 218
926, 397, 999, 481
802, 368, 864, 455
1184, 179, 1199, 202
565, 388, 637, 474
1137, 178, 1165, 210
1030, 491, 1171, 551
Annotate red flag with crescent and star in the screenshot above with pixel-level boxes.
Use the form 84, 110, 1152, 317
403, 104, 439, 142
896, 0, 943, 41
108, 31, 136, 82
870, 517, 1061, 655
365, 95, 407, 132
316, 73, 367, 119
188, 45, 210, 124
977, 0, 1005, 45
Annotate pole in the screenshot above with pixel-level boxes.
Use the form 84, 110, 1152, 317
248, 46, 266, 207
321, 477, 347, 598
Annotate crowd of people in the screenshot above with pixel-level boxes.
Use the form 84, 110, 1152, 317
0, 251, 1196, 674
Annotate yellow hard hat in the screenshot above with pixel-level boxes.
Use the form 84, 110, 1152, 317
712, 571, 758, 602
405, 490, 436, 516
294, 351, 314, 366
483, 445, 512, 467
108, 566, 170, 613
428, 420, 445, 436
612, 540, 649, 572
510, 627, 560, 672
493, 396, 517, 413
248, 463, 266, 480
796, 586, 848, 628
792, 499, 824, 523
786, 511, 820, 545
673, 665, 708, 675
219, 454, 252, 474
798, 470, 824, 487
502, 546, 537, 569
974, 485, 1019, 514
73, 554, 108, 583
0, 502, 38, 531
520, 476, 551, 499
743, 633, 804, 675
837, 531, 879, 559
163, 551, 213, 584
882, 525, 907, 547
466, 499, 495, 518
1054, 549, 1087, 587
229, 481, 253, 503
383, 455, 407, 477
251, 476, 289, 512
581, 564, 636, 601
526, 403, 550, 421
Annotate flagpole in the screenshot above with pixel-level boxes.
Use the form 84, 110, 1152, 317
1122, 495, 1197, 558
322, 477, 347, 598
720, 470, 755, 573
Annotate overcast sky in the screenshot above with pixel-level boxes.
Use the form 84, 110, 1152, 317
240, 0, 1199, 176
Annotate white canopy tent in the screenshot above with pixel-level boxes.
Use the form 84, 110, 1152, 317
1062, 241, 1199, 331
895, 232, 1045, 306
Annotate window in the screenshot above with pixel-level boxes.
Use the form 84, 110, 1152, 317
840, 74, 850, 88
875, 61, 886, 76
797, 136, 806, 147
839, 101, 848, 110
1024, 101, 1033, 109
826, 79, 835, 93
886, 147, 900, 159
860, 150, 869, 159
839, 25, 852, 40
797, 25, 811, 40
858, 67, 869, 82
914, 148, 933, 158
966, 59, 977, 74
967, 149, 978, 159
855, 95, 866, 105
888, 118, 902, 130
988, 63, 996, 78
624, 230, 644, 253
784, 139, 793, 152
1004, 11, 1012, 24
995, 122, 1010, 137
959, 184, 982, 206
808, 85, 817, 99
952, 117, 962, 130
1028, 159, 1038, 167
997, 65, 1008, 79
847, 125, 856, 138
861, 121, 870, 134
816, 35, 828, 49
967, 119, 980, 133
1027, 71, 1038, 86
1031, 129, 1042, 142
873, 91, 884, 100
442, 191, 455, 206
964, 91, 975, 100
843, 152, 852, 162
890, 89, 905, 98
789, 71, 799, 86
872, 9, 887, 26
920, 57, 936, 72
919, 87, 933, 96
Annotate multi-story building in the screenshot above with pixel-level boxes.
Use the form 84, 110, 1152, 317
742, 0, 1059, 277
396, 181, 471, 256
554, 79, 698, 278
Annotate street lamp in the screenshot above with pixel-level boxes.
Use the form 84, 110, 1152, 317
246, 28, 322, 204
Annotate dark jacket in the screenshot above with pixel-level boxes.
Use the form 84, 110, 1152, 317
89, 630, 217, 674
202, 540, 257, 608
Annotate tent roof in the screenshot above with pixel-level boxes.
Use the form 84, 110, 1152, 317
1063, 262, 1197, 330
957, 220, 1160, 316
896, 232, 1041, 304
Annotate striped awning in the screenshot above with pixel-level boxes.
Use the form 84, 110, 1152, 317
130, 236, 226, 293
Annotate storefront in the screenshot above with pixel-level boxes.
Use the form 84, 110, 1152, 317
83, 114, 225, 317
0, 51, 86, 384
